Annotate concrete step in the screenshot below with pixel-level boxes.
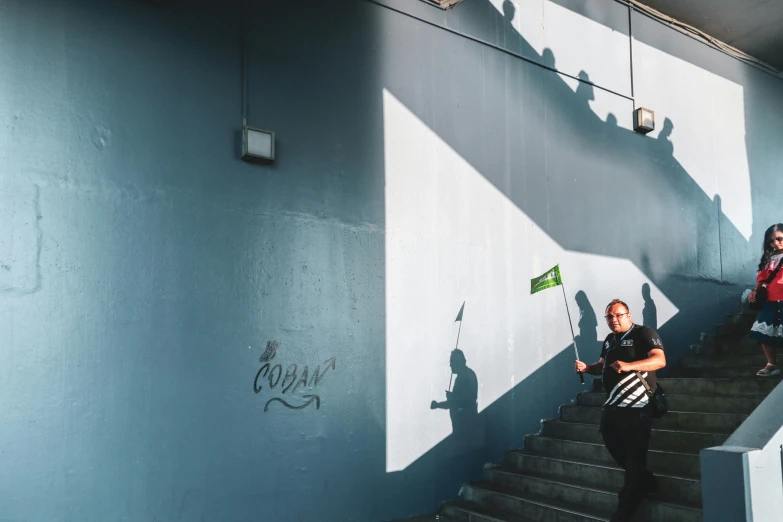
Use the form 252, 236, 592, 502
484, 469, 702, 520
523, 436, 700, 478
461, 483, 610, 522
540, 419, 727, 454
656, 377, 780, 396
484, 461, 701, 509
680, 353, 783, 369
504, 452, 701, 507
724, 312, 757, 325
558, 405, 746, 434
577, 391, 763, 414
461, 482, 701, 522
482, 472, 624, 516
690, 333, 761, 355
441, 500, 533, 522
680, 366, 783, 378
707, 334, 783, 354
709, 336, 783, 355
716, 322, 753, 336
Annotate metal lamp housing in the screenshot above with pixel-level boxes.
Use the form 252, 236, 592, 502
242, 125, 275, 164
633, 107, 655, 134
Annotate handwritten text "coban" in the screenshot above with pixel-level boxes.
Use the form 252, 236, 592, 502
253, 341, 336, 412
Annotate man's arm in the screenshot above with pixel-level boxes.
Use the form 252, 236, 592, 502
430, 390, 456, 410
575, 358, 604, 376
609, 348, 665, 373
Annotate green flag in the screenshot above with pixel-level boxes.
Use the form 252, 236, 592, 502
455, 302, 465, 322
530, 265, 562, 295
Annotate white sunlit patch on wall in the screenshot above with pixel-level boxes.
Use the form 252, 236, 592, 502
633, 40, 751, 240
383, 89, 677, 473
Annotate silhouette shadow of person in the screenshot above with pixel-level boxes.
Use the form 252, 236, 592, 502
642, 283, 658, 330
542, 47, 556, 70
501, 0, 529, 57
657, 117, 674, 157
503, 0, 515, 27
575, 71, 595, 106
431, 349, 480, 448
574, 290, 599, 361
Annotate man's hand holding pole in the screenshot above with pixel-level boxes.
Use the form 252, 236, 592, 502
575, 359, 602, 376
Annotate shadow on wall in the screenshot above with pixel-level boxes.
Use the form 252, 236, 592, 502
380, 1, 758, 518
642, 282, 658, 330
386, 0, 751, 370
383, 344, 584, 519
575, 289, 600, 359
430, 349, 483, 450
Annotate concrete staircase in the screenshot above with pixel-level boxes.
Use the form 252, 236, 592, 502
434, 312, 782, 522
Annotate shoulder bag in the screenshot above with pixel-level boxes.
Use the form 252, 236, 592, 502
635, 371, 667, 418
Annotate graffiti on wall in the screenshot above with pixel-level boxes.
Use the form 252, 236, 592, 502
253, 341, 336, 412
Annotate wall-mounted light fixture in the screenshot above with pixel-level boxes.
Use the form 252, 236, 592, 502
242, 125, 275, 163
633, 107, 655, 134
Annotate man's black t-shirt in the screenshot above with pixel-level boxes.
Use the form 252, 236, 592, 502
600, 324, 663, 408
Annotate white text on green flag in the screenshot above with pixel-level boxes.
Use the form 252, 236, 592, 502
530, 265, 562, 295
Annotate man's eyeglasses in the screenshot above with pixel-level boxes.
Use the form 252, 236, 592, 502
769, 235, 783, 245
605, 313, 629, 321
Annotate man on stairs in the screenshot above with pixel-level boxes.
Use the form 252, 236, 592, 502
574, 298, 667, 522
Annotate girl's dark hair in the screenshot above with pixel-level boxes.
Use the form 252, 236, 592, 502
758, 224, 783, 270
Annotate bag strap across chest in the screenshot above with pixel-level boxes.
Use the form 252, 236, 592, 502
762, 257, 783, 286
634, 371, 655, 396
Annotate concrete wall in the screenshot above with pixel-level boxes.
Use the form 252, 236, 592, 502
1, 0, 782, 521
701, 379, 783, 522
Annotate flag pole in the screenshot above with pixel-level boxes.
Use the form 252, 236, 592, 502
560, 282, 585, 385
449, 302, 465, 392
449, 319, 463, 391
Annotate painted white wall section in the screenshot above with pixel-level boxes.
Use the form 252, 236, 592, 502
384, 89, 677, 472
487, 0, 632, 98
633, 40, 752, 240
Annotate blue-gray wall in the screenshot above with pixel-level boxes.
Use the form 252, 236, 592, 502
1, 1, 782, 521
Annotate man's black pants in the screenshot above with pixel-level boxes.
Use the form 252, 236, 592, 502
600, 405, 656, 522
